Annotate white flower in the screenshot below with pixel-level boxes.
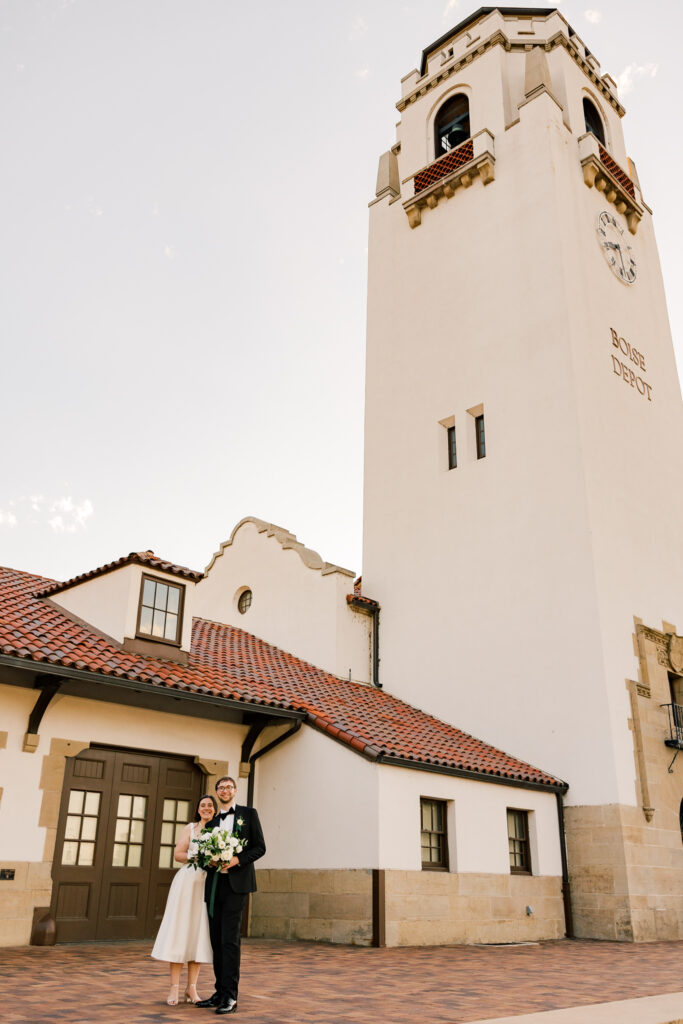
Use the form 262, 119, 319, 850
220, 850, 231, 861
237, 817, 244, 827
218, 840, 226, 849
236, 845, 243, 853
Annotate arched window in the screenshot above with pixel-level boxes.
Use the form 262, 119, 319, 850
434, 94, 470, 158
583, 97, 605, 146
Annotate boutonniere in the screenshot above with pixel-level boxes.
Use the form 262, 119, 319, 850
236, 817, 245, 828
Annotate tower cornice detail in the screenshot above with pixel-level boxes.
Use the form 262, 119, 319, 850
396, 28, 624, 119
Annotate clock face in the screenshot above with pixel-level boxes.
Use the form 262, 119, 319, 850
597, 211, 637, 285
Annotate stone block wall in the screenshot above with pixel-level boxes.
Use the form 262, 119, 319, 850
250, 869, 373, 945
250, 868, 564, 947
383, 870, 564, 946
565, 803, 683, 941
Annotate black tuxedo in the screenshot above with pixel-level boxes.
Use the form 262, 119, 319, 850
203, 804, 265, 1002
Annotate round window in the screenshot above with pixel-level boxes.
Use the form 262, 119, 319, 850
237, 589, 252, 615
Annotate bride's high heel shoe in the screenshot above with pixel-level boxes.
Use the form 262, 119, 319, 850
167, 984, 180, 1006
185, 984, 200, 1004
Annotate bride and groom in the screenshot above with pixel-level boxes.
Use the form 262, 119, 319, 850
151, 776, 266, 1014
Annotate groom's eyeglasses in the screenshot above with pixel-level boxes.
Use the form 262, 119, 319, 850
216, 784, 236, 791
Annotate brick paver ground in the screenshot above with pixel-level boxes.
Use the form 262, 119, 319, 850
0, 938, 681, 1024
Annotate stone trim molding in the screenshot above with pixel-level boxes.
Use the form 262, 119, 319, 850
204, 517, 355, 579
578, 133, 644, 234
39, 738, 90, 864
397, 28, 624, 118
627, 678, 655, 822
402, 129, 495, 228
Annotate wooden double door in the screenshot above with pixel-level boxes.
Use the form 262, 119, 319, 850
51, 746, 203, 942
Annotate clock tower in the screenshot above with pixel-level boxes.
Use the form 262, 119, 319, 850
363, 8, 683, 940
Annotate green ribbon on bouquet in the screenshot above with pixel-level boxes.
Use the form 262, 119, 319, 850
209, 869, 219, 918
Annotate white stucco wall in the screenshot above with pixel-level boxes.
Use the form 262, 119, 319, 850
195, 519, 372, 683
377, 764, 562, 876
252, 721, 561, 877
50, 564, 196, 651
362, 13, 683, 809
0, 682, 242, 861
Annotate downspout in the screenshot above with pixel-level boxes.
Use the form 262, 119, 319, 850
371, 605, 381, 689
246, 720, 302, 807
555, 790, 574, 938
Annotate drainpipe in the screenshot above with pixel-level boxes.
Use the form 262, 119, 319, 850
246, 720, 302, 807
555, 790, 574, 938
371, 606, 381, 689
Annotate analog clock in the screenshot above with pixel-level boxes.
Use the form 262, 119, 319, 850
596, 211, 637, 285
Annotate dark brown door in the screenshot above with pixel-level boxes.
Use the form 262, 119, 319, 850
51, 746, 202, 942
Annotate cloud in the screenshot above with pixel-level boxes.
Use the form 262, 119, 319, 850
0, 510, 17, 527
616, 61, 658, 96
584, 9, 602, 24
48, 497, 94, 533
349, 15, 367, 40
443, 0, 458, 18
355, 68, 370, 79
164, 244, 176, 260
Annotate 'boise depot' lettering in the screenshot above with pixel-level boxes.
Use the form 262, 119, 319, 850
610, 327, 652, 401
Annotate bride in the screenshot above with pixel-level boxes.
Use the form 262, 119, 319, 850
151, 793, 217, 1005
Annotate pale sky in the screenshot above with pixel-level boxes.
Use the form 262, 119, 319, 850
1, 0, 681, 583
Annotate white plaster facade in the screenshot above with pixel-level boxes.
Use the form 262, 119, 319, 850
362, 8, 683, 812
194, 518, 372, 683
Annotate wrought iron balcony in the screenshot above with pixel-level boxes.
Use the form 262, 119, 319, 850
402, 129, 495, 229
662, 703, 683, 750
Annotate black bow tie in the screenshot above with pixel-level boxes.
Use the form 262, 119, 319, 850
220, 810, 234, 818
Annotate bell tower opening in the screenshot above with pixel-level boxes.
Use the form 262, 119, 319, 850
434, 94, 470, 157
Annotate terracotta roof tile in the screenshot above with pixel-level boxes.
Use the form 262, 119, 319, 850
0, 565, 564, 790
36, 551, 203, 596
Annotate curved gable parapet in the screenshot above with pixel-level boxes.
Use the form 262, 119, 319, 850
203, 517, 355, 579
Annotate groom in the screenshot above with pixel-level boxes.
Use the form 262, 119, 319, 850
196, 776, 266, 1015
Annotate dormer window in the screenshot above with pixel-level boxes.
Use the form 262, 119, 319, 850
137, 575, 184, 645
434, 94, 470, 158
583, 97, 605, 146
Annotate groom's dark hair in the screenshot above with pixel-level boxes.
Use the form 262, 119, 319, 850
215, 776, 237, 790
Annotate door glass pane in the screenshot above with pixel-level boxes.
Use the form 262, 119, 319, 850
118, 795, 132, 818
133, 796, 147, 819
81, 816, 97, 841
163, 799, 175, 819
159, 846, 172, 869
161, 822, 174, 845
130, 819, 144, 843
112, 844, 127, 867
115, 819, 130, 842
65, 815, 81, 839
78, 842, 95, 866
61, 841, 78, 865
176, 801, 189, 821
127, 845, 142, 868
68, 790, 84, 814
84, 792, 100, 815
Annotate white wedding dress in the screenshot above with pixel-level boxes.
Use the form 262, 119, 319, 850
151, 824, 212, 964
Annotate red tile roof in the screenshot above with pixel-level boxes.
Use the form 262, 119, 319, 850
347, 576, 379, 610
0, 565, 564, 790
37, 551, 203, 596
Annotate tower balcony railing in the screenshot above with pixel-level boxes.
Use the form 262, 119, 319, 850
402, 129, 495, 229
578, 131, 644, 234
661, 703, 683, 750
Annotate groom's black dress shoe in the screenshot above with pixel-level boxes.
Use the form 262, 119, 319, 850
215, 998, 237, 1014
195, 993, 221, 1008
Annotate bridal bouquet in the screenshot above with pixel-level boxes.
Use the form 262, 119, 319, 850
187, 824, 248, 916
188, 826, 247, 871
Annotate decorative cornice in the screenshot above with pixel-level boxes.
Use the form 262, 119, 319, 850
579, 133, 643, 234
397, 27, 624, 118
204, 516, 355, 578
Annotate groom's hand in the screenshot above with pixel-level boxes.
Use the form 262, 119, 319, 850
220, 856, 240, 873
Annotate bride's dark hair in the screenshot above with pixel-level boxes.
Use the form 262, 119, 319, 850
194, 794, 218, 822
